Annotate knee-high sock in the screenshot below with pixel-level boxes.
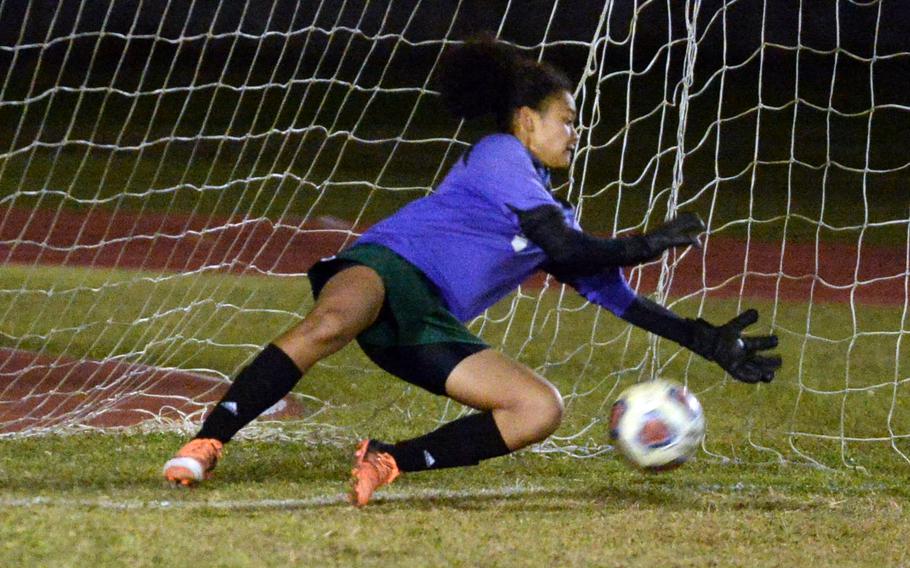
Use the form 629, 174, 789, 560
376, 411, 511, 472
196, 344, 302, 443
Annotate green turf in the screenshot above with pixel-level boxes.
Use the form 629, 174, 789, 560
2, 262, 909, 566
1, 434, 910, 567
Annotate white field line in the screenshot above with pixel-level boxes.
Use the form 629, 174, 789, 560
0, 485, 549, 511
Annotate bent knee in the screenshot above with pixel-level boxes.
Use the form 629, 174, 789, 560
524, 383, 564, 439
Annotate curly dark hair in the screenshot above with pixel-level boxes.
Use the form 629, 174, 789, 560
437, 34, 572, 132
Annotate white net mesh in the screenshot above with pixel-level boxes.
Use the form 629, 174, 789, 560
0, 0, 908, 468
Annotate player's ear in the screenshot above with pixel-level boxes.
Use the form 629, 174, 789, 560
516, 106, 536, 134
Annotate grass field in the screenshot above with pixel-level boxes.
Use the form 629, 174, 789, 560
2, 434, 910, 567
2, 264, 909, 566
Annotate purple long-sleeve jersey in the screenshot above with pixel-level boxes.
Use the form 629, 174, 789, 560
356, 133, 636, 322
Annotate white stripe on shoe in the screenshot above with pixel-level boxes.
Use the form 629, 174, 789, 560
163, 457, 205, 481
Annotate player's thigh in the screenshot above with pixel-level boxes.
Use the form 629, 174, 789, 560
277, 265, 384, 351
444, 348, 561, 413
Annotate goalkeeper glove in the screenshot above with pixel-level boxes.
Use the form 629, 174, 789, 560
688, 309, 781, 383
633, 212, 705, 263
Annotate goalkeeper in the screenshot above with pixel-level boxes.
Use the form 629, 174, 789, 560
163, 36, 781, 506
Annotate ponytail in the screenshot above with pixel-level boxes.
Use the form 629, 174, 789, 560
437, 34, 572, 131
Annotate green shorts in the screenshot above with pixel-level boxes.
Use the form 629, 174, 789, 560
308, 244, 488, 395
309, 243, 485, 348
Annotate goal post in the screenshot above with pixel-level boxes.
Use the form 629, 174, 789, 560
0, 0, 908, 469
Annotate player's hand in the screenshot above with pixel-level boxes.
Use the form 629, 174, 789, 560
689, 309, 781, 383
642, 212, 705, 255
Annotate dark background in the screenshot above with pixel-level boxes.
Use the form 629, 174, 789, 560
1, 1, 905, 89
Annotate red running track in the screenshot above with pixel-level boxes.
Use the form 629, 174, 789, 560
0, 205, 906, 305
0, 347, 303, 434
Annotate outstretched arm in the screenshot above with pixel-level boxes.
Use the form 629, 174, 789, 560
513, 201, 779, 381
621, 296, 781, 383
511, 204, 704, 276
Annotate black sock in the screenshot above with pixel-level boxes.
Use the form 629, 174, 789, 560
196, 344, 302, 443
376, 411, 511, 472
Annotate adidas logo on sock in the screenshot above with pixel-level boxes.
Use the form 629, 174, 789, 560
423, 449, 436, 468
220, 401, 238, 415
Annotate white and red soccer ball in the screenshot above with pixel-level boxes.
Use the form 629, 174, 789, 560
609, 379, 705, 471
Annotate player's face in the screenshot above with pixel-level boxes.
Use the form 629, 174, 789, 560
525, 90, 579, 169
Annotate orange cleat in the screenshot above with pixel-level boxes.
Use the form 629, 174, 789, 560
163, 438, 224, 487
349, 439, 400, 507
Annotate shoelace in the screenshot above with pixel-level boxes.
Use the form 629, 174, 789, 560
183, 439, 222, 466
368, 452, 399, 482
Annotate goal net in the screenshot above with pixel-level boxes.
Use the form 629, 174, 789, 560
1, 0, 907, 469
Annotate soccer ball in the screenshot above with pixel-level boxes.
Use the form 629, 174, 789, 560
608, 379, 705, 471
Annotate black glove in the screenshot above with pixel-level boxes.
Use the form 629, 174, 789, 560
634, 212, 705, 262
688, 309, 781, 383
